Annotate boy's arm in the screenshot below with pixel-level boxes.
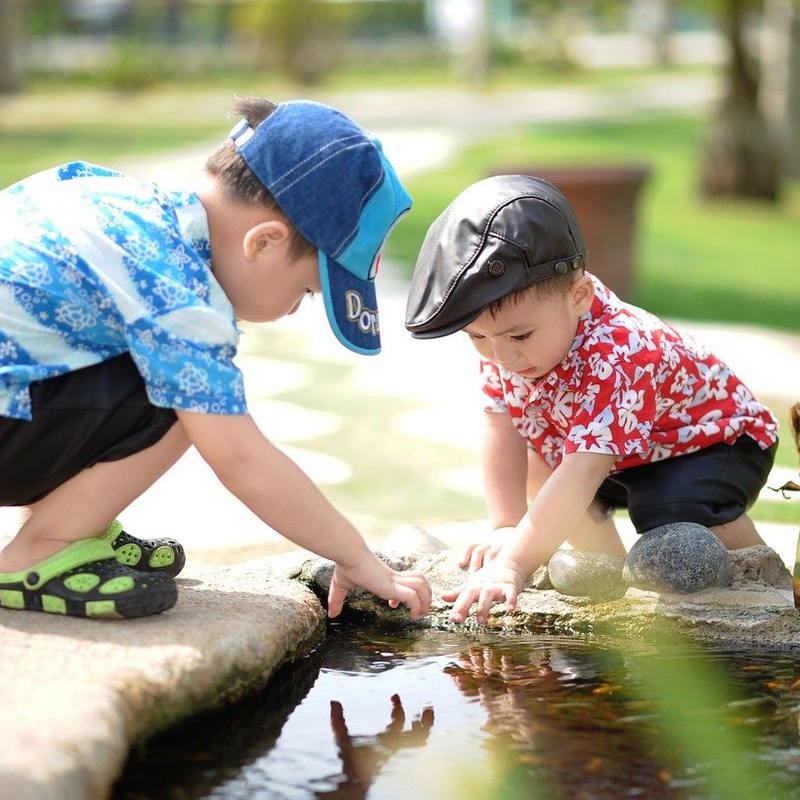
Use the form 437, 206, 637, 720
461, 410, 529, 571
482, 410, 529, 529
176, 410, 431, 619
444, 450, 616, 624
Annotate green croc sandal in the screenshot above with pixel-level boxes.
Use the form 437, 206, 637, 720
98, 519, 186, 577
0, 539, 177, 619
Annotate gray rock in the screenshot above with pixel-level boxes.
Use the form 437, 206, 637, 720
296, 551, 416, 622
406, 540, 800, 647
622, 522, 733, 593
384, 524, 450, 563
729, 545, 792, 590
547, 548, 627, 599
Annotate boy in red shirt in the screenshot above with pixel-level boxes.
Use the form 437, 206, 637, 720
405, 174, 778, 624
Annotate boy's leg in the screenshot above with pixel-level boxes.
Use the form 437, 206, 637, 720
526, 449, 627, 557
709, 515, 765, 549
602, 437, 776, 549
0, 355, 192, 575
0, 422, 190, 573
567, 500, 628, 556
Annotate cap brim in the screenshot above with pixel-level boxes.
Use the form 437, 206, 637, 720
406, 304, 484, 339
319, 251, 381, 355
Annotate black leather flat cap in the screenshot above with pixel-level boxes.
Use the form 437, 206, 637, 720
405, 174, 586, 338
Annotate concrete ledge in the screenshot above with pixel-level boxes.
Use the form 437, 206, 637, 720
2, 530, 800, 800
0, 559, 325, 800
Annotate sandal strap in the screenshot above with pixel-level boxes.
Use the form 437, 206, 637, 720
96, 519, 124, 543
5, 540, 118, 590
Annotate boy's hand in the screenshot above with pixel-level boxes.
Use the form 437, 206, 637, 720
442, 556, 527, 625
459, 526, 516, 572
327, 554, 432, 620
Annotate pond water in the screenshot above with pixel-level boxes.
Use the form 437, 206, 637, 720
114, 623, 800, 800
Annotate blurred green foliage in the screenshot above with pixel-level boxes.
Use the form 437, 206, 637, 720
387, 114, 800, 334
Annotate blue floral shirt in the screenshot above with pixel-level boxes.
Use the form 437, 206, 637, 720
0, 161, 246, 420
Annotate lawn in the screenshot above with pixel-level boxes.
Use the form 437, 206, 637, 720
5, 88, 794, 333
386, 114, 800, 333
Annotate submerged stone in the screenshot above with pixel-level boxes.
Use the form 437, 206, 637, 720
547, 548, 627, 600
622, 522, 733, 594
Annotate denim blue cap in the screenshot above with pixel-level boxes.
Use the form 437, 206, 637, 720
231, 100, 412, 355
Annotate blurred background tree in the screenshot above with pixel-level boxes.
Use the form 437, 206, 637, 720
1, 0, 799, 199
231, 0, 348, 85
700, 0, 780, 200
0, 0, 28, 93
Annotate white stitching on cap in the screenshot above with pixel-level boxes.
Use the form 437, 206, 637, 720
275, 140, 382, 253
271, 134, 371, 188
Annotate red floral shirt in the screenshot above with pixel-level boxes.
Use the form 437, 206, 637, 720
481, 275, 778, 471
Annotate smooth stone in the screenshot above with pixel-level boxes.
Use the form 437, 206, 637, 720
385, 525, 450, 562
547, 548, 627, 599
623, 522, 733, 594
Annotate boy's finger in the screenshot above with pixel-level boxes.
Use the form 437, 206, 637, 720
475, 587, 493, 624
406, 571, 433, 610
448, 587, 478, 623
440, 582, 465, 603
458, 543, 476, 568
504, 587, 518, 612
327, 582, 346, 618
469, 546, 486, 573
403, 586, 429, 620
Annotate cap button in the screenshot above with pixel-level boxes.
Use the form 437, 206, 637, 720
572, 255, 585, 270
554, 261, 568, 275
487, 259, 506, 277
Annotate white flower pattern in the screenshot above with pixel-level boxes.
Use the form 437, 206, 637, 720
0, 161, 245, 420
481, 274, 777, 471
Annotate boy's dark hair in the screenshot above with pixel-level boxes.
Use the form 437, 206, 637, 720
205, 96, 315, 261
486, 268, 585, 319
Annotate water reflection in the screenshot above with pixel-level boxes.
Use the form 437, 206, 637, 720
319, 694, 434, 799
114, 625, 800, 800
443, 644, 679, 798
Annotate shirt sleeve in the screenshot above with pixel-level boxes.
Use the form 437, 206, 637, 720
480, 359, 509, 414
127, 312, 246, 415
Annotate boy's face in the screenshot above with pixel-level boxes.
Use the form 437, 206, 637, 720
229, 237, 321, 324
270, 248, 322, 321
463, 279, 591, 380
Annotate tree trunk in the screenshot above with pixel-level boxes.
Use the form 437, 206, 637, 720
761, 0, 800, 178
0, 0, 26, 94
700, 0, 781, 201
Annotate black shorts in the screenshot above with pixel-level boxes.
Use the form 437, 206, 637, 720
596, 436, 777, 533
0, 354, 177, 506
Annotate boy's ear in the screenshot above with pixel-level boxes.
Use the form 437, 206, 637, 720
570, 274, 595, 314
243, 219, 290, 261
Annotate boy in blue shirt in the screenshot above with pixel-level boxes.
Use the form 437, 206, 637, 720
0, 97, 431, 621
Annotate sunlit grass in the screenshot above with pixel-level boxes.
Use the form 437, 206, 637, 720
386, 114, 800, 333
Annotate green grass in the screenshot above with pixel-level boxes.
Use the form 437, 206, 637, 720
5, 80, 796, 339
385, 114, 800, 333
0, 125, 221, 188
